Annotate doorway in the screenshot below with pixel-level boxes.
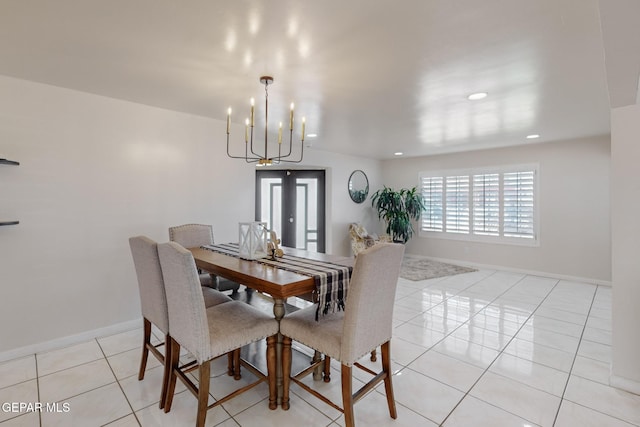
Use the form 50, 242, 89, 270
255, 169, 326, 253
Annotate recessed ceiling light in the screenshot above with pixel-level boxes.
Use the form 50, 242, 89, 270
307, 133, 317, 138
394, 152, 404, 156
467, 92, 488, 100
526, 134, 540, 139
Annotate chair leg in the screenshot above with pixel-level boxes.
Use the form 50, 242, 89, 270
323, 356, 331, 382
233, 348, 241, 380
341, 365, 355, 427
370, 348, 377, 362
138, 318, 152, 381
163, 338, 181, 413
381, 341, 397, 419
227, 352, 234, 376
282, 336, 292, 410
196, 360, 211, 427
159, 332, 171, 410
266, 335, 277, 410
312, 350, 323, 380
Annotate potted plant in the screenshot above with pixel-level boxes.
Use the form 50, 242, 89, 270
371, 186, 425, 243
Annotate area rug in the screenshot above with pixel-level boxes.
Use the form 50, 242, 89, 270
400, 255, 476, 281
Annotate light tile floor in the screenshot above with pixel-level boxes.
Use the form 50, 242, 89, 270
2, 269, 640, 426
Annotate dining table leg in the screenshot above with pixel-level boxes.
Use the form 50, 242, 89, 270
273, 297, 286, 406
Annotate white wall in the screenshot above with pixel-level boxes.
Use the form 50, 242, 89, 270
379, 136, 611, 282
610, 104, 640, 393
0, 75, 380, 356
294, 149, 381, 256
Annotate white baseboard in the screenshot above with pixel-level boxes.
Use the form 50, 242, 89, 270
610, 373, 640, 395
0, 318, 142, 363
406, 253, 612, 287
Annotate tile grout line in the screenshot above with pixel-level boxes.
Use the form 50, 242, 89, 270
550, 285, 631, 427
393, 269, 502, 370
392, 271, 539, 426
97, 337, 143, 427
438, 274, 562, 426
393, 271, 504, 374
35, 353, 42, 427
549, 284, 597, 426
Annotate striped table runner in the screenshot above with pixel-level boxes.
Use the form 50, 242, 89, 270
201, 243, 352, 320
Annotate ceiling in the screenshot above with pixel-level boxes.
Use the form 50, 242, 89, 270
0, 0, 637, 159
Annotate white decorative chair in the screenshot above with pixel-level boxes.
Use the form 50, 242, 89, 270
280, 243, 405, 427
128, 236, 234, 409
169, 223, 240, 293
157, 241, 280, 426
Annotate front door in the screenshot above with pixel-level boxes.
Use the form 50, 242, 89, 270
255, 169, 326, 253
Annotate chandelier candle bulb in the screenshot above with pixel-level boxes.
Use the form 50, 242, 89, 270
250, 98, 255, 126
289, 103, 294, 129
226, 108, 231, 134
278, 122, 283, 144
301, 117, 306, 141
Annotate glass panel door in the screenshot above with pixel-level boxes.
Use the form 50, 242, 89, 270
296, 177, 319, 252
259, 177, 283, 237
256, 170, 325, 253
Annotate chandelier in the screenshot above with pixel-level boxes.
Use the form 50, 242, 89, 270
226, 76, 305, 166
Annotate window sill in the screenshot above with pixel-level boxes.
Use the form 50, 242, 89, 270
419, 230, 539, 247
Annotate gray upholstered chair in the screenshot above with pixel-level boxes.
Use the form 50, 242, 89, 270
157, 241, 279, 426
169, 223, 240, 293
280, 243, 405, 427
128, 236, 234, 410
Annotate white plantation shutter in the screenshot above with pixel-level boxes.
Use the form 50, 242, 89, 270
503, 171, 535, 239
421, 176, 444, 231
445, 175, 469, 233
473, 173, 500, 236
420, 165, 537, 244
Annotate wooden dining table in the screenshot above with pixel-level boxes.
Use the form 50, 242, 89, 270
189, 245, 354, 406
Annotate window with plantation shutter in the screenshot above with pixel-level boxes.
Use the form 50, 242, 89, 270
421, 176, 443, 231
419, 165, 537, 245
473, 173, 500, 236
445, 175, 469, 233
503, 171, 535, 239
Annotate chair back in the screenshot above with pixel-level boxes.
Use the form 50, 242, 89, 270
157, 241, 211, 363
169, 224, 214, 249
341, 243, 405, 364
128, 236, 169, 334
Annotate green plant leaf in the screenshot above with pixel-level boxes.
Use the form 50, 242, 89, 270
370, 185, 425, 243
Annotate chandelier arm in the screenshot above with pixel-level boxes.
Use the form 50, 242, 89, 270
275, 139, 304, 163
244, 137, 261, 163
226, 133, 261, 160
278, 128, 295, 159
248, 124, 262, 158
277, 134, 282, 162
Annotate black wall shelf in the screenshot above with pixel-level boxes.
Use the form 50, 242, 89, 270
0, 221, 19, 226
